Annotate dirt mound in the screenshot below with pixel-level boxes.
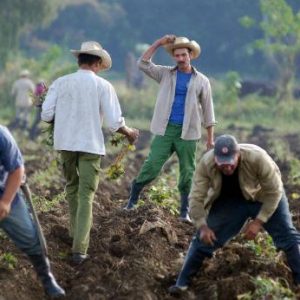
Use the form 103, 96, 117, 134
1, 128, 300, 300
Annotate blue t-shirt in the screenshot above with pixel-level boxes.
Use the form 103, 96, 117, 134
0, 126, 24, 205
169, 70, 192, 125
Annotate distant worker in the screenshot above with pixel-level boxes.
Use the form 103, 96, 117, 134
124, 35, 216, 222
11, 69, 35, 129
125, 51, 145, 89
169, 135, 300, 294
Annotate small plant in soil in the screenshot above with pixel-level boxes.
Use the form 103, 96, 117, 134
106, 133, 136, 180
0, 252, 18, 270
244, 232, 276, 258
148, 177, 178, 215
0, 230, 8, 240
237, 276, 295, 300
289, 158, 300, 186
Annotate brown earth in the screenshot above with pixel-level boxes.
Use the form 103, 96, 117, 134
1, 127, 300, 300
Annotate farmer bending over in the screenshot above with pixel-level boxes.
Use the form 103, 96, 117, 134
169, 134, 300, 294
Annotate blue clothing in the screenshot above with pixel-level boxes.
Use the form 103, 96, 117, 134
176, 193, 300, 287
0, 125, 42, 256
169, 71, 192, 125
0, 125, 23, 205
0, 195, 42, 255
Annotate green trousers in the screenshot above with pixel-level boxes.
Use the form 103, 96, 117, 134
136, 123, 197, 195
60, 151, 101, 254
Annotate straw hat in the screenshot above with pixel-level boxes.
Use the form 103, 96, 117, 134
19, 69, 30, 77
164, 37, 201, 59
70, 41, 112, 71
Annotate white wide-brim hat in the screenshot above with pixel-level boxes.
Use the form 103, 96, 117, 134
164, 37, 201, 60
70, 41, 112, 71
19, 69, 30, 77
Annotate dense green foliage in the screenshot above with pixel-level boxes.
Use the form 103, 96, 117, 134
241, 0, 300, 100
0, 0, 298, 77
0, 0, 63, 67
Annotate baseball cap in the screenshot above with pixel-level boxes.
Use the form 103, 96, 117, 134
214, 134, 240, 165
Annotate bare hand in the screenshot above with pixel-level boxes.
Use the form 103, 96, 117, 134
126, 128, 139, 144
0, 201, 11, 220
206, 140, 215, 151
242, 219, 263, 240
159, 34, 176, 46
200, 225, 217, 246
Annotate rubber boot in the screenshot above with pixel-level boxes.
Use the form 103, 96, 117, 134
179, 194, 191, 223
124, 180, 144, 210
28, 254, 65, 298
169, 238, 208, 294
285, 244, 300, 284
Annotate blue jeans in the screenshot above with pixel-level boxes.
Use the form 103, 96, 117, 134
176, 193, 300, 286
0, 195, 42, 255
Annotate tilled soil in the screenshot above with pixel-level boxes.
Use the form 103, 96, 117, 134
1, 127, 300, 300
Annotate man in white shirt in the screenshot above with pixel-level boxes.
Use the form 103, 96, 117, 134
11, 69, 35, 129
41, 41, 138, 264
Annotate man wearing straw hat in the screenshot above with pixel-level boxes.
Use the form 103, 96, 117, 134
41, 41, 139, 264
11, 69, 35, 130
124, 35, 216, 222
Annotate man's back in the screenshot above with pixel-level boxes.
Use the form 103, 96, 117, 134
12, 78, 35, 107
42, 69, 124, 155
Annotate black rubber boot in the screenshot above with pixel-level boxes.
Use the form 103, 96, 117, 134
169, 239, 208, 293
124, 180, 145, 210
179, 194, 191, 223
28, 254, 65, 298
285, 244, 300, 284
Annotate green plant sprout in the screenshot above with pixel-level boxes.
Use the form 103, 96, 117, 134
106, 133, 136, 180
0, 252, 18, 270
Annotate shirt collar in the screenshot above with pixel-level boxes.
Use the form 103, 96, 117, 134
170, 65, 197, 75
77, 69, 95, 74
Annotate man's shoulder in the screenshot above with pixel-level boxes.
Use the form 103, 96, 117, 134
201, 149, 215, 166
0, 126, 15, 146
240, 143, 266, 154
192, 67, 209, 82
240, 144, 271, 163
0, 125, 10, 137
94, 75, 115, 91
57, 72, 76, 81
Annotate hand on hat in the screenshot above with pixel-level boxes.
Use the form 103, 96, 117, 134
159, 34, 176, 46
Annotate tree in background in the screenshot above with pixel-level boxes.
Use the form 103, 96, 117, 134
240, 0, 300, 101
0, 0, 63, 68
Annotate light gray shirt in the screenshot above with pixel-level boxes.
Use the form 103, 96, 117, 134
138, 58, 216, 140
11, 78, 35, 107
41, 69, 125, 155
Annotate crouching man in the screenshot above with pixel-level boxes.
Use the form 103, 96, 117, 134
0, 125, 65, 298
169, 134, 300, 294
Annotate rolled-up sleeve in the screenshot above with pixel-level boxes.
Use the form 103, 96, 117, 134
200, 79, 216, 128
101, 83, 125, 132
138, 58, 166, 83
41, 81, 58, 122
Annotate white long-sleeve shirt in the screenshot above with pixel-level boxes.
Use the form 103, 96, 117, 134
41, 69, 125, 155
11, 78, 35, 107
